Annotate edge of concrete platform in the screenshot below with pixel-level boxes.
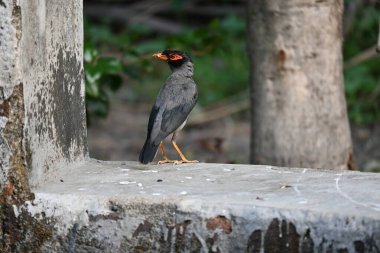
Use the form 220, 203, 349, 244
23, 160, 380, 252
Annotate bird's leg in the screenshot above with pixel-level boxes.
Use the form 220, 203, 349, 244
171, 140, 198, 165
158, 142, 176, 164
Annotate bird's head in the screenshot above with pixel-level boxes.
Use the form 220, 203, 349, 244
153, 49, 191, 68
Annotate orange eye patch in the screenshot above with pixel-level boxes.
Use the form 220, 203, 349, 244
169, 54, 183, 61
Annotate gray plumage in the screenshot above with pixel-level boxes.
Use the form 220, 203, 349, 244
139, 51, 198, 164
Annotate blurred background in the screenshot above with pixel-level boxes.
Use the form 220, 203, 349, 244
84, 0, 380, 171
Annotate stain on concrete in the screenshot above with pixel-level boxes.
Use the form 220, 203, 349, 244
354, 240, 365, 253
0, 84, 53, 253
0, 0, 6, 8
174, 220, 192, 252
301, 228, 314, 253
326, 243, 334, 253
2, 84, 32, 203
161, 225, 174, 252
206, 215, 232, 234
247, 229, 262, 253
24, 136, 33, 173
51, 47, 86, 159
67, 223, 79, 253
28, 44, 87, 167
89, 212, 122, 222
190, 232, 203, 252
0, 97, 10, 117
286, 222, 300, 253
133, 220, 153, 237
264, 218, 282, 253
0, 202, 53, 253
206, 234, 220, 253
11, 0, 21, 42
263, 218, 300, 253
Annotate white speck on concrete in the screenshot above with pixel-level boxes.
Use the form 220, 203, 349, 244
119, 181, 136, 185
185, 176, 192, 179
100, 180, 115, 184
78, 188, 86, 191
137, 183, 143, 187
152, 193, 161, 196
142, 170, 158, 173
180, 191, 187, 195
12, 205, 19, 218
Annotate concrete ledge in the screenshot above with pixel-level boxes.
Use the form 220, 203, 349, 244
25, 160, 380, 252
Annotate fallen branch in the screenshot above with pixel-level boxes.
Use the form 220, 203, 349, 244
188, 97, 249, 126
344, 44, 378, 69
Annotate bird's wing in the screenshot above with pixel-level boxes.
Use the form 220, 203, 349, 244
145, 104, 161, 145
149, 80, 197, 145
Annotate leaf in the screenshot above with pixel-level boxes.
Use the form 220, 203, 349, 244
84, 43, 98, 63
96, 57, 123, 74
100, 74, 123, 91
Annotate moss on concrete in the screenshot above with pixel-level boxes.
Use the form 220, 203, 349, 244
0, 84, 52, 252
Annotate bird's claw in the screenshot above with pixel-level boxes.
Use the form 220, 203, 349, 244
158, 159, 199, 165
158, 159, 176, 164
173, 159, 199, 165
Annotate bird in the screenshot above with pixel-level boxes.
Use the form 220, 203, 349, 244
139, 49, 198, 165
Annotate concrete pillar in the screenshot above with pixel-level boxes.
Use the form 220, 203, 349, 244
0, 0, 86, 189
0, 0, 86, 250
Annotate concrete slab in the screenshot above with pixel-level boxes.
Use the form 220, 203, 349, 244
27, 160, 380, 252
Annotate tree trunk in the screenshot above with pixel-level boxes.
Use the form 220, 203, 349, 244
247, 0, 354, 169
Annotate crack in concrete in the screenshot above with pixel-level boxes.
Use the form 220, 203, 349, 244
335, 174, 380, 212
293, 168, 308, 204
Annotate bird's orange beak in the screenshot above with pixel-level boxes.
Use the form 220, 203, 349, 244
153, 52, 168, 60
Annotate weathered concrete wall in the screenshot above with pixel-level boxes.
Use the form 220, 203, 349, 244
27, 161, 380, 252
0, 0, 86, 189
21, 0, 87, 187
0, 0, 86, 251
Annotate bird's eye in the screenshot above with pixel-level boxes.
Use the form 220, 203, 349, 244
169, 54, 183, 61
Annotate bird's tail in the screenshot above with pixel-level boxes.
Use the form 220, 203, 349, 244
139, 140, 159, 164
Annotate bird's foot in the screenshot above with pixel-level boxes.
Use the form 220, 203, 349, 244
158, 159, 177, 164
173, 159, 199, 165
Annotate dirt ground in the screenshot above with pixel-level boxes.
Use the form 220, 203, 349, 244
88, 101, 380, 172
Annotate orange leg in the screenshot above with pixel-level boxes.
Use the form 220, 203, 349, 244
171, 140, 198, 165
158, 142, 176, 164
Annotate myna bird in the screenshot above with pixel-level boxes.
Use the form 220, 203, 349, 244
139, 49, 198, 165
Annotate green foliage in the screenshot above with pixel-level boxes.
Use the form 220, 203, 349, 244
343, 5, 380, 124
344, 60, 380, 124
84, 15, 248, 119
84, 42, 123, 117
84, 5, 380, 125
